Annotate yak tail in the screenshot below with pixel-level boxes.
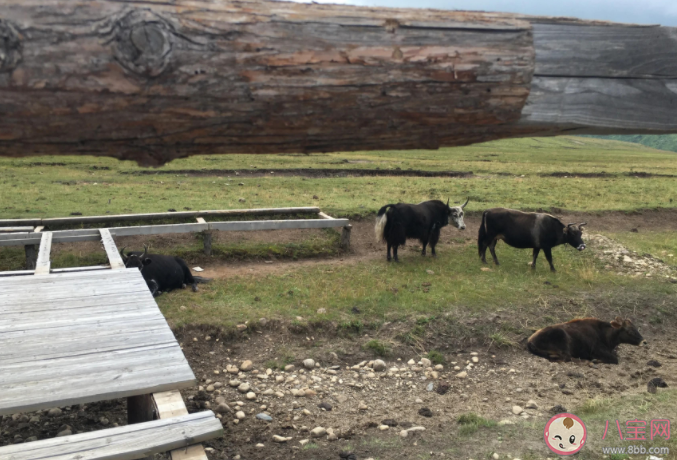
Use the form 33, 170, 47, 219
478, 211, 488, 257
375, 204, 395, 243
193, 276, 212, 284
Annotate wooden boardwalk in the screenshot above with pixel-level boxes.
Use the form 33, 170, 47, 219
0, 268, 196, 416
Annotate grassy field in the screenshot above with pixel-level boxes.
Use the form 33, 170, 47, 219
603, 231, 677, 267
1, 136, 677, 219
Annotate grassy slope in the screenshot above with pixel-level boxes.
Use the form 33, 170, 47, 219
584, 134, 677, 154
2, 136, 677, 219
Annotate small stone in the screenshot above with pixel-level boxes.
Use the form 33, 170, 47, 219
56, 429, 72, 437
235, 411, 246, 420
99, 417, 110, 426
48, 408, 63, 417
471, 357, 479, 363
379, 425, 389, 431
318, 402, 333, 411
317, 308, 327, 314
273, 435, 291, 443
237, 383, 251, 393
303, 359, 316, 369
327, 433, 338, 441
229, 379, 241, 387
434, 364, 444, 371
426, 269, 434, 275
647, 359, 662, 368
358, 402, 368, 411
456, 371, 467, 379
512, 406, 524, 415
373, 359, 386, 372
299, 439, 310, 446
255, 443, 264, 448
399, 430, 409, 438
240, 360, 253, 372
420, 358, 432, 367
408, 359, 416, 365
246, 392, 256, 400
426, 383, 434, 391
206, 385, 215, 392
236, 324, 247, 331
226, 365, 239, 374
492, 454, 500, 460
525, 400, 538, 409
284, 364, 295, 372
497, 419, 515, 426
215, 403, 232, 414
310, 427, 326, 437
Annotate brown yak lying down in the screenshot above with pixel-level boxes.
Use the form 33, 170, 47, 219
527, 317, 645, 364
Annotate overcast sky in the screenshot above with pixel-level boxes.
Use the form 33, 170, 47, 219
302, 0, 677, 26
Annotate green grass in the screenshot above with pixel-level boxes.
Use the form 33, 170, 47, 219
2, 137, 677, 220
364, 339, 390, 357
456, 413, 497, 435
584, 134, 677, 154
426, 350, 445, 365
156, 241, 677, 328
603, 230, 677, 267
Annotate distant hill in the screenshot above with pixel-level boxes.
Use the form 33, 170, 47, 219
582, 135, 677, 153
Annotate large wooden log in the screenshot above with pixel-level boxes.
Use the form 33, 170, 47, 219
0, 1, 676, 165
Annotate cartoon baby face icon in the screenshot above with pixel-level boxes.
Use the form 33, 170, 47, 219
544, 413, 587, 455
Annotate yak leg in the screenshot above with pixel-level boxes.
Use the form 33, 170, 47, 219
531, 248, 540, 269
393, 245, 400, 262
479, 239, 488, 263
421, 238, 428, 256
429, 229, 440, 257
147, 279, 160, 297
592, 350, 619, 364
489, 240, 499, 265
386, 243, 392, 261
544, 248, 556, 272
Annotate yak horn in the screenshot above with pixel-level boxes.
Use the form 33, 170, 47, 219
119, 246, 127, 260
461, 197, 469, 208
446, 198, 449, 207
579, 222, 587, 228
141, 244, 148, 259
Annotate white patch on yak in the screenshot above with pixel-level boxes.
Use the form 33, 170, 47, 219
375, 212, 388, 242
532, 214, 545, 248
448, 207, 466, 230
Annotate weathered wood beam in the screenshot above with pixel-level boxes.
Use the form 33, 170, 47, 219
0, 1, 676, 166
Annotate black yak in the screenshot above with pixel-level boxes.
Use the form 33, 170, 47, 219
375, 198, 468, 262
478, 208, 586, 271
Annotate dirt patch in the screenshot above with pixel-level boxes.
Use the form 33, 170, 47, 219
4, 315, 674, 458
124, 168, 473, 179
545, 171, 677, 178
588, 234, 676, 280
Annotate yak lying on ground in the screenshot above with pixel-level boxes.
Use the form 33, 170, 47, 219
120, 246, 204, 296
527, 317, 645, 364
478, 208, 586, 271
375, 198, 468, 262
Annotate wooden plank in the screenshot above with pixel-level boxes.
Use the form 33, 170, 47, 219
519, 76, 677, 131
0, 411, 223, 460
0, 226, 33, 233
34, 226, 45, 233
209, 218, 350, 232
111, 223, 209, 237
318, 212, 334, 220
0, 207, 321, 227
34, 231, 53, 275
196, 217, 207, 224
100, 228, 125, 269
154, 391, 210, 460
0, 269, 196, 416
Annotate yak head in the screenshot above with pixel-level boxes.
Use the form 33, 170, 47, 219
119, 245, 152, 271
447, 197, 468, 230
610, 317, 646, 346
564, 222, 587, 251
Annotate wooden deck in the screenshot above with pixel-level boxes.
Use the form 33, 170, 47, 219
0, 268, 196, 416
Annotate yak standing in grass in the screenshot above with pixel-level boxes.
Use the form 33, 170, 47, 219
120, 245, 204, 296
478, 208, 587, 271
527, 317, 645, 364
375, 198, 468, 262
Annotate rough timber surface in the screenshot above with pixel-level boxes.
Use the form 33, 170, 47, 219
0, 269, 196, 416
0, 0, 534, 165
0, 411, 223, 460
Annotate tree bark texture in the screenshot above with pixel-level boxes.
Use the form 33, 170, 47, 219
0, 1, 676, 165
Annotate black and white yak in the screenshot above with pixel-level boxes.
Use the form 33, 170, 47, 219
478, 208, 586, 271
120, 245, 207, 296
375, 198, 468, 262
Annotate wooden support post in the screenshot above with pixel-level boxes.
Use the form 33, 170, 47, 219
153, 391, 210, 460
128, 394, 157, 460
197, 218, 212, 256
34, 232, 52, 275
24, 226, 43, 270
340, 225, 352, 251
